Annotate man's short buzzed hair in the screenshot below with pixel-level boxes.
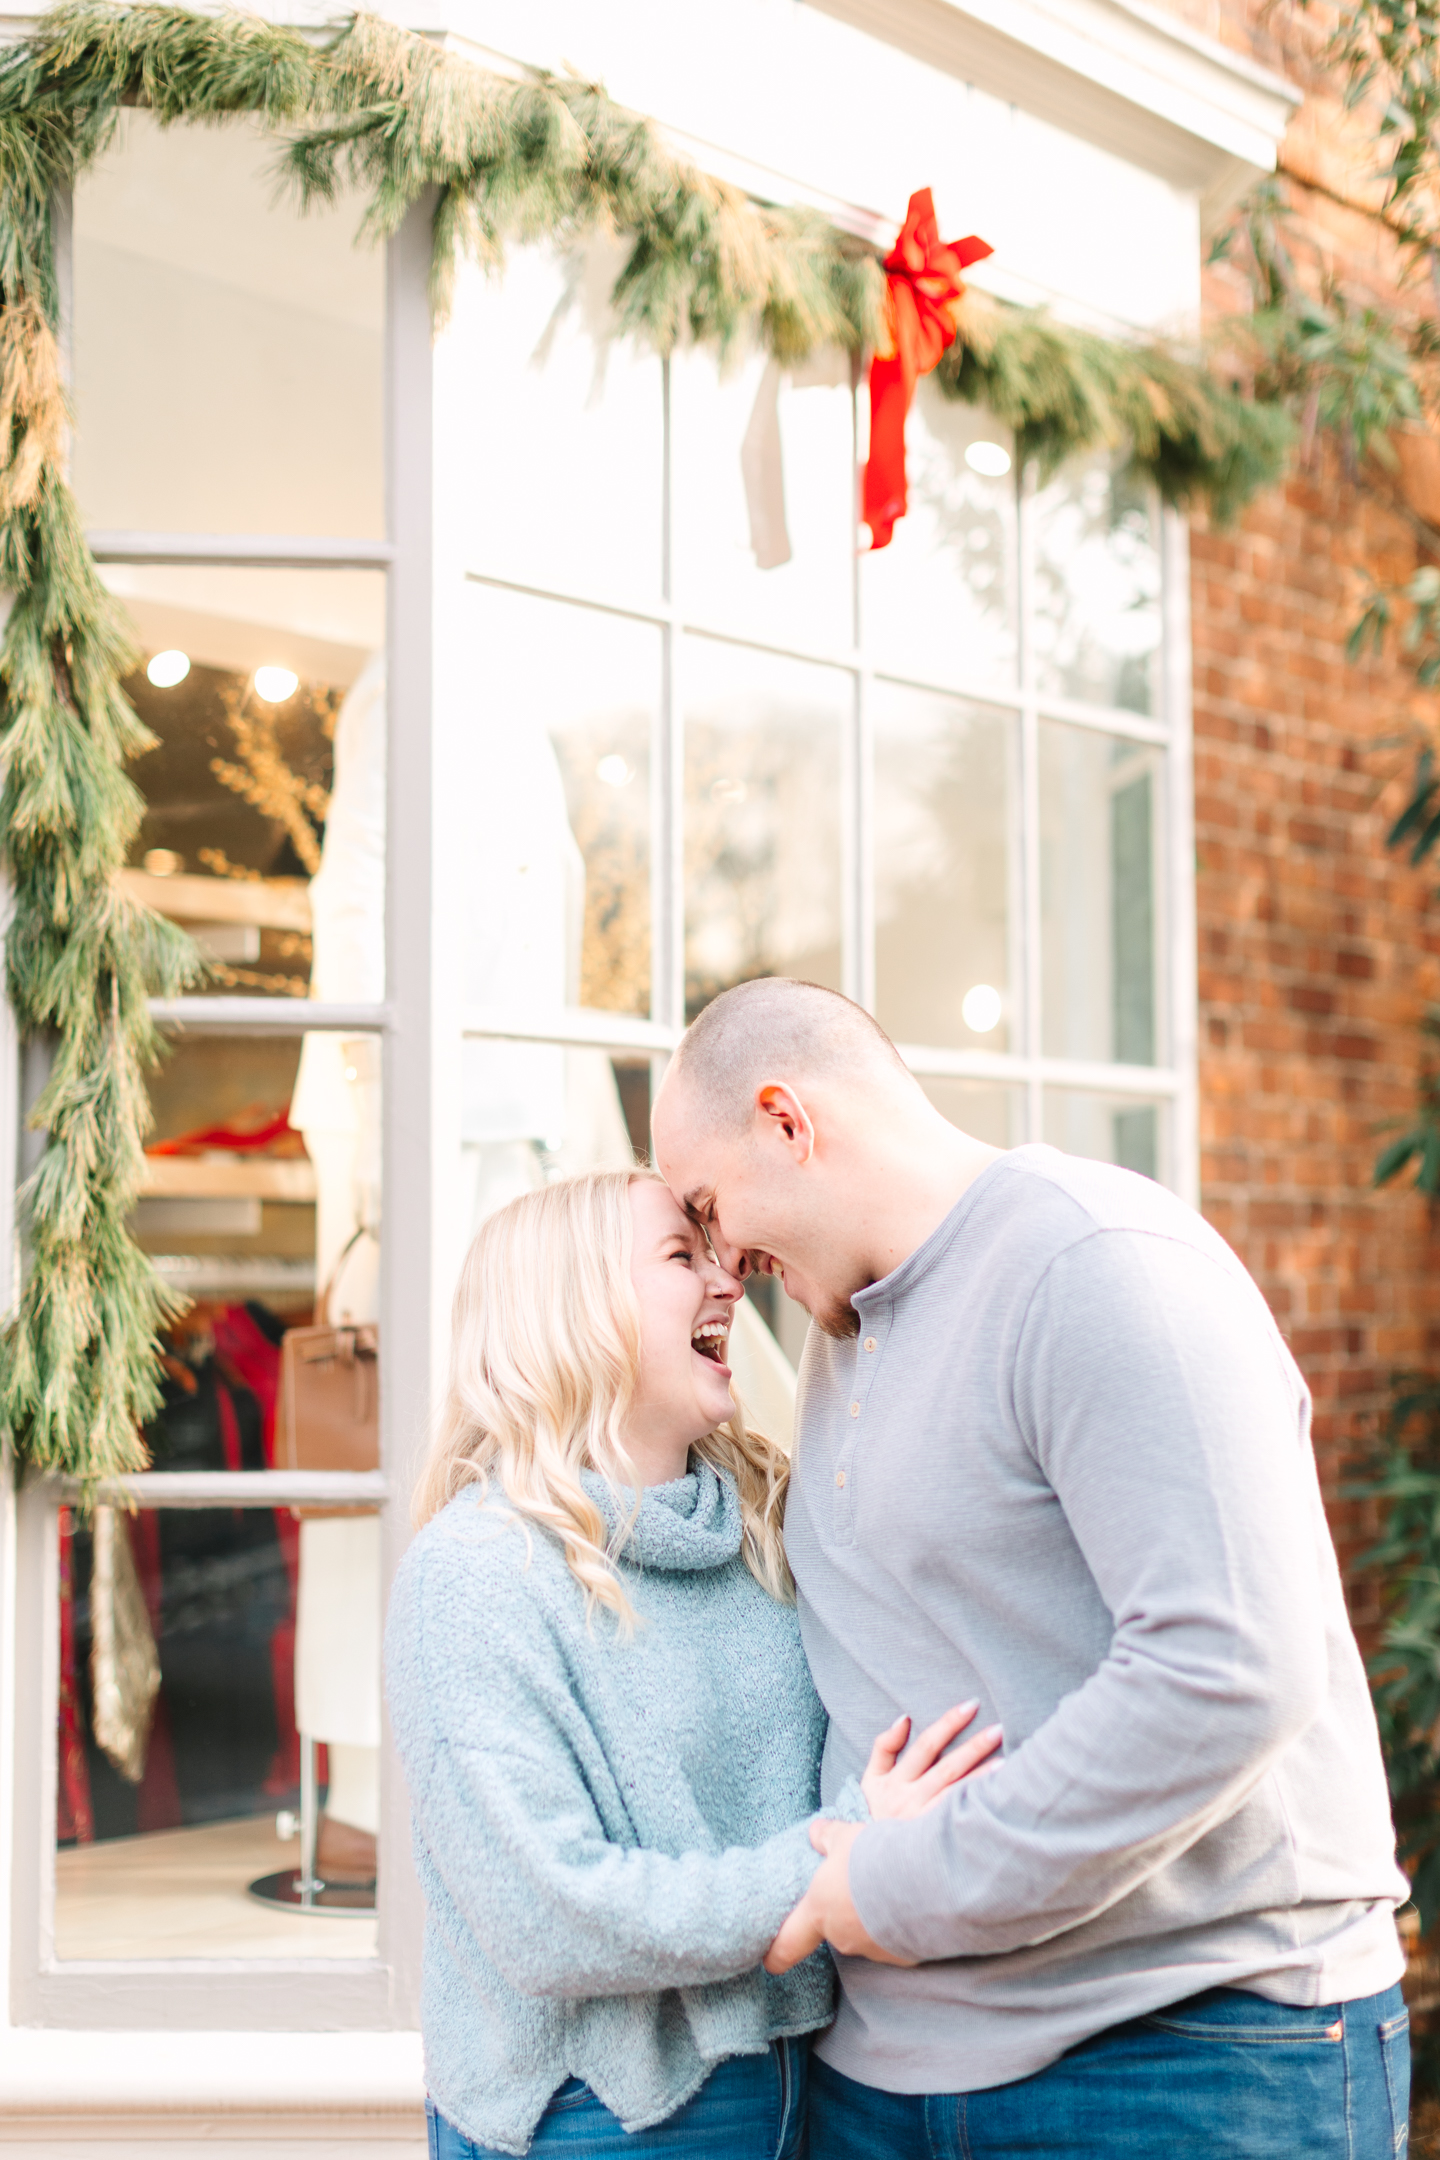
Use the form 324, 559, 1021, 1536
668, 977, 910, 1134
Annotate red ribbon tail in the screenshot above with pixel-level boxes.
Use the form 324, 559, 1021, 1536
863, 350, 912, 550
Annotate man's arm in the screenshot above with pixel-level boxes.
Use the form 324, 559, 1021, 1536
773, 1229, 1329, 1971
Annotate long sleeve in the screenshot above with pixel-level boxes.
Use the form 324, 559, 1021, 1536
847, 1228, 1328, 1963
389, 1534, 822, 2000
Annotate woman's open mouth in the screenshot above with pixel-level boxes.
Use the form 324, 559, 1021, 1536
690, 1322, 730, 1371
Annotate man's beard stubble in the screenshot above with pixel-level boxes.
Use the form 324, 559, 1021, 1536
812, 1295, 860, 1342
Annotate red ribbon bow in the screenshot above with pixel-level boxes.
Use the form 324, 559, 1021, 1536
862, 189, 993, 551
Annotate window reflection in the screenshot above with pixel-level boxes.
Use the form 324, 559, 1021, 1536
874, 687, 1012, 1051
1040, 723, 1159, 1067
467, 584, 656, 1019
920, 1078, 1024, 1149
861, 381, 1018, 691
671, 346, 856, 651
72, 114, 383, 538
1032, 460, 1161, 715
455, 242, 665, 609
1043, 1091, 1161, 1180
683, 640, 845, 1019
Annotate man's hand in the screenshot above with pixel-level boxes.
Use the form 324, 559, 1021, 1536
762, 1819, 918, 1975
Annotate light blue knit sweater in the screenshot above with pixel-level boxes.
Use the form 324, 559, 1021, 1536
385, 1462, 841, 2157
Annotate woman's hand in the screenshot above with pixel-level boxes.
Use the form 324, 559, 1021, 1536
860, 1700, 1001, 1822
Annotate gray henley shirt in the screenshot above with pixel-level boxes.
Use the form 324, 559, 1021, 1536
784, 1144, 1407, 2096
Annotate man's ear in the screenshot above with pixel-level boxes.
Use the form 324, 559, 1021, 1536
756, 1084, 816, 1166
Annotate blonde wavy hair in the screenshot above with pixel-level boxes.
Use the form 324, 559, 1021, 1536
412, 1168, 792, 1625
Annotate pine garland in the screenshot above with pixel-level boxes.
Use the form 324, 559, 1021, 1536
0, 0, 1293, 1484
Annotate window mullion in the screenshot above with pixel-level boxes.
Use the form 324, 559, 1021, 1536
1016, 462, 1043, 1143
655, 358, 686, 1042
847, 383, 873, 1014
1160, 505, 1199, 1207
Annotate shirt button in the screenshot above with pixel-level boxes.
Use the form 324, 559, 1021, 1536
836, 1471, 846, 1488
864, 1337, 877, 1353
849, 1402, 859, 1418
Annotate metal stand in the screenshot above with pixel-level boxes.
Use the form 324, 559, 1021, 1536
247, 1734, 376, 1916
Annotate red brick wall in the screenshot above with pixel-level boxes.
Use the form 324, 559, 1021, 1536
1175, 0, 1440, 1584
1191, 467, 1440, 1581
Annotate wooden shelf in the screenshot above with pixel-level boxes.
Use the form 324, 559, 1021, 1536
140, 1156, 317, 1202
119, 869, 312, 933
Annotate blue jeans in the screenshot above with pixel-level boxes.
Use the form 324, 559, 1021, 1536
425, 2037, 808, 2158
808, 1984, 1410, 2158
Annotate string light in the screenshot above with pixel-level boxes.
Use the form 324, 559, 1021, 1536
146, 649, 190, 688
254, 665, 299, 704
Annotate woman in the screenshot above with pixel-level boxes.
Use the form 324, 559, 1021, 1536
387, 1169, 999, 2159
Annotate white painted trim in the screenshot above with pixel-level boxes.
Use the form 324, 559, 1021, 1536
50, 1471, 389, 1509
805, 0, 1297, 225
0, 2027, 424, 2134
377, 190, 445, 2032
87, 533, 395, 569
148, 998, 392, 1033
461, 1006, 679, 1055
1161, 505, 1200, 1208
899, 1047, 1182, 1095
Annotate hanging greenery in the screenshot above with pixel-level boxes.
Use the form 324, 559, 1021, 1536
0, 0, 1297, 1485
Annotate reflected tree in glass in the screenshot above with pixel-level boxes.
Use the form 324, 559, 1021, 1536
683, 643, 844, 1019
1032, 459, 1161, 715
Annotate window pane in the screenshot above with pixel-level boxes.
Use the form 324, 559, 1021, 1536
671, 347, 855, 652
72, 113, 383, 538
57, 1498, 379, 1961
921, 1078, 1025, 1149
683, 640, 845, 1019
457, 244, 664, 609
861, 382, 1017, 692
1032, 460, 1161, 716
874, 687, 1012, 1051
466, 585, 657, 1020
1043, 1091, 1163, 1179
110, 563, 386, 1003
1040, 723, 1160, 1066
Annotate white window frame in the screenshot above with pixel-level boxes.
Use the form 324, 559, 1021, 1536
458, 360, 1198, 1200
5, 184, 1198, 2032
7, 201, 436, 2032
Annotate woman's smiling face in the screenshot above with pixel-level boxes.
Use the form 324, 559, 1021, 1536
624, 1179, 744, 1477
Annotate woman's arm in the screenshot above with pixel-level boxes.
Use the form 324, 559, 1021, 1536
424, 1726, 820, 1999
390, 1527, 999, 2001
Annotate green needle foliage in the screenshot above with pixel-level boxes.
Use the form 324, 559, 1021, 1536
1345, 1367, 1440, 1930
0, 0, 1298, 1486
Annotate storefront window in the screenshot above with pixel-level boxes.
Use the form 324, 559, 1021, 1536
454, 239, 1181, 1181
22, 184, 1188, 2025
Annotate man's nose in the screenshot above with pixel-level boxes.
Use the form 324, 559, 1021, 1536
708, 1224, 750, 1279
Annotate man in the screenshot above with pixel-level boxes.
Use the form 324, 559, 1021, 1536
651, 977, 1410, 2160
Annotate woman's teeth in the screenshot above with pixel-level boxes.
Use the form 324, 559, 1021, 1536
691, 1323, 728, 1364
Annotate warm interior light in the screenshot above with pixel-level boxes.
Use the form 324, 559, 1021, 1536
254, 665, 299, 704
596, 754, 632, 787
965, 441, 1012, 478
143, 848, 183, 878
962, 982, 1003, 1033
146, 649, 190, 689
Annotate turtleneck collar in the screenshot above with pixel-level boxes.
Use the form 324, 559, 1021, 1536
581, 1458, 743, 1573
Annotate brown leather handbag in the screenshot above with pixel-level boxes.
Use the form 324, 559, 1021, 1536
278, 1228, 379, 1512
